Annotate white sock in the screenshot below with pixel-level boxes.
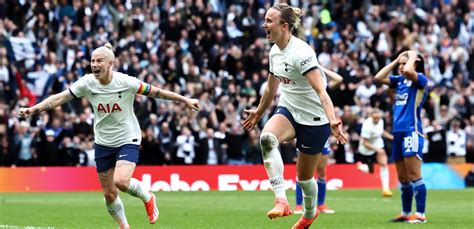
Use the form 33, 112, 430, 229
380, 165, 390, 191
260, 132, 286, 200
106, 196, 129, 227
126, 178, 152, 203
298, 178, 317, 219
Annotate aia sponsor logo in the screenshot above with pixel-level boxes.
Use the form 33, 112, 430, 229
97, 103, 122, 113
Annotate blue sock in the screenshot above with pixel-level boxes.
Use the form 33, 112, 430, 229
317, 178, 326, 206
400, 182, 413, 214
413, 178, 426, 214
295, 182, 303, 205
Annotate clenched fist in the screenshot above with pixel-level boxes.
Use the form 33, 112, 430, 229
18, 107, 39, 118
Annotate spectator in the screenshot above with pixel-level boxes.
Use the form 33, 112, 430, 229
140, 127, 160, 165
36, 129, 62, 166
158, 121, 174, 165
196, 128, 225, 165
12, 121, 36, 166
175, 126, 195, 165
59, 136, 82, 166
424, 120, 447, 163
446, 119, 467, 163
224, 123, 245, 165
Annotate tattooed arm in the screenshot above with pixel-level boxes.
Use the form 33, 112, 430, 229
137, 83, 200, 111
18, 90, 74, 118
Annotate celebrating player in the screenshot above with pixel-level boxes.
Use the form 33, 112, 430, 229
356, 108, 394, 197
375, 50, 428, 223
242, 4, 347, 228
18, 43, 200, 229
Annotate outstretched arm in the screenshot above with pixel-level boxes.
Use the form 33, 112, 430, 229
146, 85, 200, 111
19, 90, 74, 118
242, 73, 280, 131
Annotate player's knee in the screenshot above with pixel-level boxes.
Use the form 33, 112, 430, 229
114, 177, 130, 192
317, 170, 326, 179
297, 173, 313, 181
397, 174, 409, 183
260, 132, 278, 153
407, 171, 421, 181
316, 164, 326, 177
103, 190, 118, 203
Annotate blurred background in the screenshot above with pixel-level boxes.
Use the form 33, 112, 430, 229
0, 0, 472, 187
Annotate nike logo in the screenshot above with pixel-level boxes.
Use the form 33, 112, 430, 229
118, 154, 128, 158
301, 144, 311, 149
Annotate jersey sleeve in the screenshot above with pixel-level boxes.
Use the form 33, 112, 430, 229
414, 73, 428, 89
294, 50, 319, 76
389, 75, 401, 89
126, 75, 141, 93
360, 121, 372, 139
68, 75, 87, 98
127, 75, 152, 96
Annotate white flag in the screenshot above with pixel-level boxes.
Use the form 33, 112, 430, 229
9, 37, 35, 61
25, 70, 50, 96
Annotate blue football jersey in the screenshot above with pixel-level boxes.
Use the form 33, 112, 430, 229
389, 73, 428, 133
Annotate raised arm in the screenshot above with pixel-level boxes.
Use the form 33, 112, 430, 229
321, 67, 343, 90
374, 55, 401, 85
19, 89, 74, 118
402, 50, 419, 82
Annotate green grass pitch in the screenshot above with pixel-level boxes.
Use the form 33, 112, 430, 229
0, 189, 473, 228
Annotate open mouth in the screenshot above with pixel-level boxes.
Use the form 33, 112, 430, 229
265, 30, 271, 38
92, 69, 100, 75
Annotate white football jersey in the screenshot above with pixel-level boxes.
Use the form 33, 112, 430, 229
69, 72, 143, 147
269, 36, 328, 126
358, 117, 385, 155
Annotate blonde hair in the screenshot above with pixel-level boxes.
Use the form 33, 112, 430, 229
92, 42, 115, 61
272, 3, 301, 33
370, 108, 382, 117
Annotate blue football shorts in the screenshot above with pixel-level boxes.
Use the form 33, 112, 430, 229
322, 140, 330, 155
94, 143, 140, 172
391, 131, 424, 161
273, 106, 330, 155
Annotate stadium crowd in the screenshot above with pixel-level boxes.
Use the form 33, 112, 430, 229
0, 0, 472, 167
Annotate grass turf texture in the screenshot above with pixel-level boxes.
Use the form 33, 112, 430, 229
0, 189, 473, 228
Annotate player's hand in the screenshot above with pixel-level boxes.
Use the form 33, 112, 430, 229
186, 98, 200, 111
330, 121, 347, 144
396, 51, 409, 63
242, 109, 261, 131
18, 107, 37, 118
